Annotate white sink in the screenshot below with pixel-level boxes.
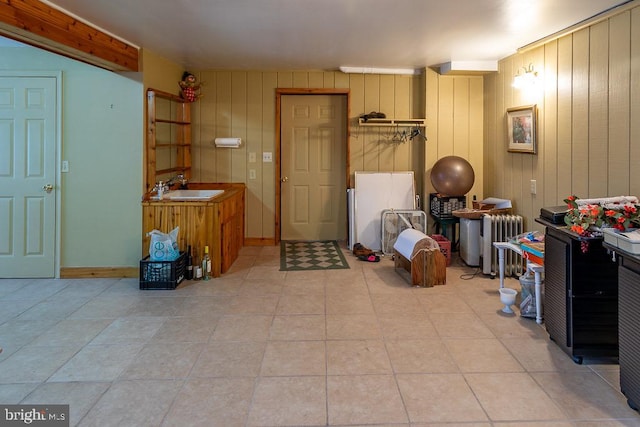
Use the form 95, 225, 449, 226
152, 189, 224, 201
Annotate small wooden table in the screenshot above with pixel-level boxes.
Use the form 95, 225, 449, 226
493, 241, 544, 324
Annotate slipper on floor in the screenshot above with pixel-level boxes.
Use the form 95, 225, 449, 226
358, 254, 380, 262
353, 243, 374, 257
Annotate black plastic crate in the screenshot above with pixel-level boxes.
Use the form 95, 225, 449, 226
139, 251, 186, 290
430, 193, 466, 219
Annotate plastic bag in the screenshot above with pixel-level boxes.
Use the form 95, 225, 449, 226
148, 226, 180, 261
519, 270, 537, 318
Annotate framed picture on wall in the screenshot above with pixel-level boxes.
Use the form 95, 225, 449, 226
506, 105, 537, 154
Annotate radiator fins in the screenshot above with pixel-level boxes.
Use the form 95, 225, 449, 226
481, 214, 524, 276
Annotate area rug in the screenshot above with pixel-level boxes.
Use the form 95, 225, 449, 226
280, 240, 350, 271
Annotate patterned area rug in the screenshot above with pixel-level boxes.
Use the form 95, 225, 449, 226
280, 240, 350, 271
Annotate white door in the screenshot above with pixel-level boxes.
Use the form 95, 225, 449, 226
0, 76, 57, 277
281, 94, 347, 241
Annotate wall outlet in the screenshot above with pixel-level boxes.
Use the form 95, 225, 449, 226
263, 152, 273, 162
530, 179, 537, 195
249, 169, 256, 180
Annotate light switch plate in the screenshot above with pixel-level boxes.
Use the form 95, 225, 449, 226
249, 169, 256, 180
530, 179, 537, 195
248, 152, 256, 163
61, 160, 69, 173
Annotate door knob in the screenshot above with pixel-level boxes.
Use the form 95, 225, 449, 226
281, 176, 289, 183
42, 184, 54, 193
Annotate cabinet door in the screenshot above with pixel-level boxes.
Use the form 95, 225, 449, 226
545, 232, 570, 347
619, 265, 640, 406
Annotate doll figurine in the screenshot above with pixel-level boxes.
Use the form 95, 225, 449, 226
179, 71, 202, 102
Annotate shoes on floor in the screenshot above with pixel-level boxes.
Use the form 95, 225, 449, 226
358, 254, 380, 262
352, 242, 374, 257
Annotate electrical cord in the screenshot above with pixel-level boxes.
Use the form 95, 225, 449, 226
455, 256, 482, 280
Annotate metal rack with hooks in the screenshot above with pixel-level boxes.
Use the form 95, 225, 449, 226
357, 117, 427, 143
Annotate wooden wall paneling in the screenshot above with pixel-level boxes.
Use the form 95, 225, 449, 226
588, 21, 610, 197
438, 76, 455, 157
246, 71, 263, 237
410, 74, 425, 198
196, 71, 216, 183
231, 71, 248, 183
496, 61, 507, 200
453, 77, 470, 158
277, 72, 293, 88
425, 69, 439, 198
483, 72, 496, 198
631, 7, 640, 197
484, 3, 640, 246
214, 72, 232, 182
492, 64, 504, 199
191, 74, 201, 183
543, 40, 559, 207
308, 72, 324, 88
335, 72, 349, 89
323, 72, 335, 88
292, 72, 308, 88
378, 74, 396, 170
608, 12, 631, 196
571, 28, 590, 197
363, 74, 381, 171
262, 72, 278, 238
523, 47, 545, 222
557, 35, 574, 200
394, 75, 412, 172
501, 59, 514, 202
469, 76, 483, 202
506, 60, 525, 213
347, 74, 364, 185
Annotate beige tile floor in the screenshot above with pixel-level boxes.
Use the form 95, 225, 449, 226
1, 245, 640, 426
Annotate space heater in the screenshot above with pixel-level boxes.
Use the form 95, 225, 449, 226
480, 214, 524, 276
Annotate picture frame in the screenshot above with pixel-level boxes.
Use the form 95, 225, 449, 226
506, 104, 537, 154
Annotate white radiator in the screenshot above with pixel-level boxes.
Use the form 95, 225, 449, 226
480, 214, 524, 276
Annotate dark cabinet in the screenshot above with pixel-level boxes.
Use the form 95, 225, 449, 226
618, 254, 640, 411
543, 225, 618, 364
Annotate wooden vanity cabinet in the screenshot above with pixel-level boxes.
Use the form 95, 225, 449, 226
141, 184, 245, 277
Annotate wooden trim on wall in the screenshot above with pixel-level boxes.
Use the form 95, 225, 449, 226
274, 88, 350, 244
0, 0, 139, 71
244, 237, 276, 246
60, 267, 138, 279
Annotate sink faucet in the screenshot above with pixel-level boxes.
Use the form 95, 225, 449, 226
151, 180, 171, 199
167, 173, 188, 189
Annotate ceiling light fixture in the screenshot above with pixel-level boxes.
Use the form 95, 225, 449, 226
339, 66, 422, 75
512, 63, 540, 89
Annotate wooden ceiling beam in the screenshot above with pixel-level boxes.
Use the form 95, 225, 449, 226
0, 0, 139, 71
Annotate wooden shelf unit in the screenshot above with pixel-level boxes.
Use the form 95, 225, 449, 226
146, 88, 192, 191
358, 117, 426, 127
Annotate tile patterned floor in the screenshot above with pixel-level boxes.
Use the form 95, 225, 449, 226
1, 245, 640, 426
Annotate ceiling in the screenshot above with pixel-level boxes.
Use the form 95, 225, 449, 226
38, 0, 631, 72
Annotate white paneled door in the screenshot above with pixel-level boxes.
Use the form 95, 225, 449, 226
281, 95, 347, 241
0, 76, 57, 278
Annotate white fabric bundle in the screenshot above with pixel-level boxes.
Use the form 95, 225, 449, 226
575, 195, 639, 209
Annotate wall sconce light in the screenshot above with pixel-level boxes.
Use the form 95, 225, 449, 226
512, 64, 539, 89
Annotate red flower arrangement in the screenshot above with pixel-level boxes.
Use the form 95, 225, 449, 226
564, 195, 640, 252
